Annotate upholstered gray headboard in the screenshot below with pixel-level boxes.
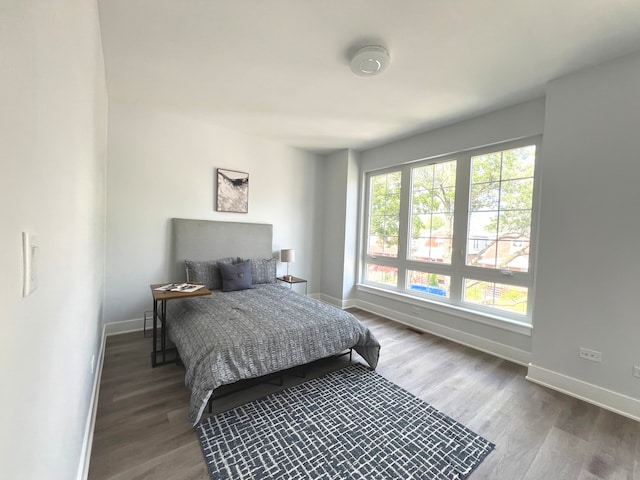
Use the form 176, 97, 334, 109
171, 218, 274, 281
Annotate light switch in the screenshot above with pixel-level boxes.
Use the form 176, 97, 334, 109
22, 232, 38, 297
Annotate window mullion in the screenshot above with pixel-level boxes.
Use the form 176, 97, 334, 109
396, 164, 412, 289
449, 154, 471, 302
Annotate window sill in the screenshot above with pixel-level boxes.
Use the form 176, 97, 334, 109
356, 283, 532, 337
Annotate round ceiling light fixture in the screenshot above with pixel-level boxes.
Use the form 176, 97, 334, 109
350, 45, 390, 77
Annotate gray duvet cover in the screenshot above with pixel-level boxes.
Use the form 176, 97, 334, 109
166, 284, 380, 425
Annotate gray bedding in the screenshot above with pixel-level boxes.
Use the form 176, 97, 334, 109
166, 284, 380, 425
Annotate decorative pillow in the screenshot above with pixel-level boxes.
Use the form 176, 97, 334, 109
248, 257, 277, 284
185, 257, 235, 290
218, 260, 253, 292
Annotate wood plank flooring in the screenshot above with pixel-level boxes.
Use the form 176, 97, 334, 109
88, 309, 640, 479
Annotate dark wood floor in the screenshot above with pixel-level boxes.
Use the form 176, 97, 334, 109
89, 309, 640, 480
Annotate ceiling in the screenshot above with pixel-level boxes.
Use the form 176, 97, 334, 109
98, 0, 640, 154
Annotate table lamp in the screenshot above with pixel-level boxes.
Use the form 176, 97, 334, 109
281, 249, 295, 281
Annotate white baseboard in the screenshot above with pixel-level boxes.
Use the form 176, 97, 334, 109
76, 327, 107, 480
354, 298, 531, 366
318, 294, 356, 309
342, 297, 358, 309
526, 364, 640, 422
104, 317, 145, 335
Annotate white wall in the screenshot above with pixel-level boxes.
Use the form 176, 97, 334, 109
105, 102, 323, 325
320, 150, 349, 302
529, 51, 640, 416
361, 98, 546, 172
353, 99, 546, 363
0, 1, 108, 479
320, 149, 360, 305
343, 150, 361, 300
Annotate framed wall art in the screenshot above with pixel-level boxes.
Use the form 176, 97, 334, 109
216, 168, 249, 213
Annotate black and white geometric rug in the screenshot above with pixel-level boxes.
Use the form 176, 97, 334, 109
197, 364, 494, 479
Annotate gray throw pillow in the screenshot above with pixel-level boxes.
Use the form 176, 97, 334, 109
185, 257, 235, 290
249, 257, 277, 284
218, 260, 253, 292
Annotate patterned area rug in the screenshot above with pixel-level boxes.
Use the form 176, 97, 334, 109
197, 364, 494, 479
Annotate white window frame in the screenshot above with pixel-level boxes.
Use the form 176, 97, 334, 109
358, 137, 542, 328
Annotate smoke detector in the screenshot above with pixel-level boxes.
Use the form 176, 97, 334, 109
350, 45, 390, 77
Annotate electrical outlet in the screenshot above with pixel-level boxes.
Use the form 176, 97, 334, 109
633, 366, 640, 379
579, 347, 602, 363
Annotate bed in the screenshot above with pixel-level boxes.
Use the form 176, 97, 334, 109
165, 218, 380, 425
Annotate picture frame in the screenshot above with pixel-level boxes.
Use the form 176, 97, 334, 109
216, 168, 249, 213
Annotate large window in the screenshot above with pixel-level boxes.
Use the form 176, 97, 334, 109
361, 139, 540, 324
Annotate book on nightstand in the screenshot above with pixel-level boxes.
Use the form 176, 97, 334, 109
154, 283, 204, 293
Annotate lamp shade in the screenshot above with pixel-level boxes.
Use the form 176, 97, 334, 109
281, 249, 295, 263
